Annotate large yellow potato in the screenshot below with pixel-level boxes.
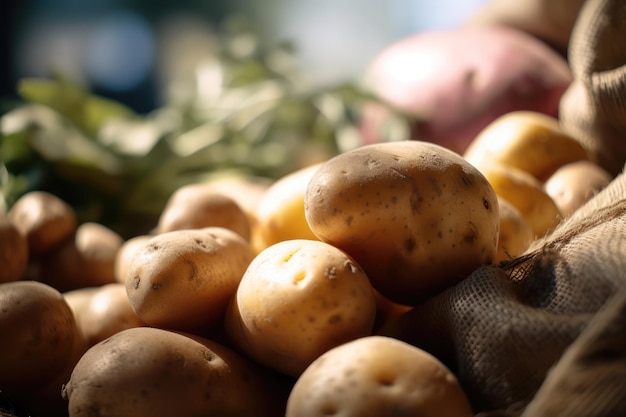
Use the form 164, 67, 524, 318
0, 281, 79, 391
286, 335, 474, 417
479, 163, 562, 237
225, 239, 377, 377
125, 227, 254, 333
114, 234, 153, 284
253, 163, 322, 253
304, 140, 499, 305
62, 327, 287, 417
463, 111, 589, 182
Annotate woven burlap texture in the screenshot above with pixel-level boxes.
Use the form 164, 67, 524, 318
559, 0, 626, 177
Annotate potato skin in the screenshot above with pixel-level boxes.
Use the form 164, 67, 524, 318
0, 281, 79, 391
286, 336, 474, 417
125, 227, 254, 332
495, 197, 534, 263
62, 327, 287, 417
226, 239, 377, 377
304, 140, 499, 305
0, 213, 28, 283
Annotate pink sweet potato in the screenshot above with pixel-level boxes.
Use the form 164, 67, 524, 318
361, 25, 572, 154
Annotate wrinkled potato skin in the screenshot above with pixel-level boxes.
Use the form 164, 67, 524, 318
0, 213, 28, 283
8, 191, 77, 255
125, 227, 254, 332
156, 184, 251, 241
286, 336, 474, 417
305, 141, 499, 305
62, 327, 287, 417
0, 281, 79, 391
226, 239, 377, 377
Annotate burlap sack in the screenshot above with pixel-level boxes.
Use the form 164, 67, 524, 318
559, 0, 626, 177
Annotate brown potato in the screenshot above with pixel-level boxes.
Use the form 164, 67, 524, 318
544, 160, 612, 218
0, 212, 28, 283
225, 239, 377, 377
495, 197, 534, 263
0, 281, 79, 391
8, 191, 77, 255
305, 140, 499, 305
463, 111, 590, 181
286, 335, 474, 417
156, 183, 251, 240
39, 222, 123, 292
125, 227, 254, 333
62, 327, 288, 417
114, 234, 153, 284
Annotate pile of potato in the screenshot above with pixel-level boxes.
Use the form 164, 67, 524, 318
0, 111, 612, 417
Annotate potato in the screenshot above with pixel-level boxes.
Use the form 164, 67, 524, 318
253, 163, 322, 253
8, 190, 77, 255
225, 239, 377, 377
0, 212, 28, 283
67, 283, 145, 347
0, 281, 79, 391
479, 163, 562, 237
463, 111, 590, 182
114, 234, 152, 284
39, 222, 123, 292
544, 160, 612, 218
286, 335, 474, 417
125, 227, 254, 333
156, 183, 251, 240
62, 327, 288, 417
304, 140, 499, 305
495, 197, 534, 263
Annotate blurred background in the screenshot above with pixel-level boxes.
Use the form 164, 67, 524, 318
0, 0, 489, 114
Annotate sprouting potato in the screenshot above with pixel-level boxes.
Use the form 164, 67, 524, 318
286, 335, 474, 417
156, 183, 251, 241
463, 111, 590, 182
62, 327, 288, 417
8, 191, 77, 255
0, 281, 79, 391
225, 239, 377, 377
253, 163, 322, 253
544, 160, 612, 218
125, 227, 254, 333
0, 212, 28, 283
304, 140, 499, 305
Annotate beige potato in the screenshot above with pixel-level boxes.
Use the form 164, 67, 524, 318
0, 281, 79, 391
67, 283, 145, 347
286, 335, 474, 417
304, 140, 499, 305
125, 227, 254, 333
463, 111, 590, 181
253, 163, 322, 253
8, 190, 77, 255
0, 212, 28, 283
114, 234, 153, 284
495, 197, 534, 263
479, 163, 562, 237
156, 183, 251, 240
544, 160, 612, 218
62, 327, 288, 417
225, 239, 377, 377
39, 222, 123, 292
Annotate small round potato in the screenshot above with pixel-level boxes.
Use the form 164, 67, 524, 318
39, 222, 123, 292
0, 281, 79, 391
125, 227, 254, 333
544, 160, 612, 218
8, 191, 77, 255
286, 335, 474, 417
0, 212, 28, 283
156, 183, 251, 240
495, 197, 534, 263
253, 163, 322, 253
305, 140, 499, 305
62, 327, 287, 417
225, 239, 377, 377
